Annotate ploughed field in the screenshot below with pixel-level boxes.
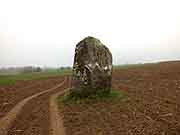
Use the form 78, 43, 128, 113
0, 75, 69, 135
0, 77, 65, 119
0, 61, 180, 135
59, 61, 180, 135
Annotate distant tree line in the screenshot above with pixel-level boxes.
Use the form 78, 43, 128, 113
0, 66, 72, 75
22, 66, 42, 73
0, 66, 42, 74
59, 66, 72, 70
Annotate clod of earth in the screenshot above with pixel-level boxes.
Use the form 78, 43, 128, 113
71, 36, 113, 97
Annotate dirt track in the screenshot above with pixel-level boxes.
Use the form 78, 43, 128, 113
0, 77, 65, 119
1, 61, 180, 135
49, 89, 69, 135
0, 76, 69, 135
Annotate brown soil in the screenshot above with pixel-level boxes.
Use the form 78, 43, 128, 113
6, 77, 70, 135
60, 61, 180, 135
0, 76, 65, 118
0, 78, 67, 135
49, 89, 69, 135
1, 61, 180, 135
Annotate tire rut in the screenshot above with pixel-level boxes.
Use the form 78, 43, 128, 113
0, 77, 67, 135
49, 89, 69, 135
0, 77, 63, 119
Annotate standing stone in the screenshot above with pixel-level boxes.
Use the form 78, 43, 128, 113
71, 36, 113, 97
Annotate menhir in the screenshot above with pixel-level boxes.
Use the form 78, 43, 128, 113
71, 36, 113, 96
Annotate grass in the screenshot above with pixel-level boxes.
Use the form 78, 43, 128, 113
0, 69, 72, 86
57, 89, 128, 104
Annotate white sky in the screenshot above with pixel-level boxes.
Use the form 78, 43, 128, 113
0, 0, 180, 67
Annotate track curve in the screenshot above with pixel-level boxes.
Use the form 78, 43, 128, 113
0, 77, 67, 135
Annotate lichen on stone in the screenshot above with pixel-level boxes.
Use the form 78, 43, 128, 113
71, 36, 113, 96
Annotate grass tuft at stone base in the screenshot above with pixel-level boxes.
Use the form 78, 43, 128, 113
57, 89, 128, 105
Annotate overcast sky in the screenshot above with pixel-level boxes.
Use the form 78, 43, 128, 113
0, 0, 180, 67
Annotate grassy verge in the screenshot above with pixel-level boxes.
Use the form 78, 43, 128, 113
0, 69, 72, 86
